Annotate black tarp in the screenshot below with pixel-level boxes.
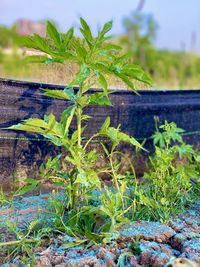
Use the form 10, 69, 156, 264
0, 78, 200, 189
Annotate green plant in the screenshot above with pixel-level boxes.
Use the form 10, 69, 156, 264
134, 121, 200, 222
5, 18, 151, 247
0, 219, 50, 261
0, 187, 12, 207
7, 19, 150, 205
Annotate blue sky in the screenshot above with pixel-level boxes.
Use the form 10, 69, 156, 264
1, 0, 200, 53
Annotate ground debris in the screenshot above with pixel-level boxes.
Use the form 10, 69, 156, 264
0, 195, 199, 267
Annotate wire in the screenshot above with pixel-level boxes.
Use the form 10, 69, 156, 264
0, 130, 200, 142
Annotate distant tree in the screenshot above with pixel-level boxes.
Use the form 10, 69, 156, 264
0, 25, 18, 48
120, 8, 158, 69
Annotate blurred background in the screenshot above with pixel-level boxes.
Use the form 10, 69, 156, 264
0, 0, 200, 89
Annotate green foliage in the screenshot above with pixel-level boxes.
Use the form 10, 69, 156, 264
0, 25, 18, 48
0, 219, 50, 261
18, 18, 151, 90
121, 10, 157, 63
2, 19, 200, 261
120, 10, 200, 89
134, 121, 200, 222
117, 252, 132, 267
0, 188, 12, 207
4, 18, 150, 251
8, 18, 149, 214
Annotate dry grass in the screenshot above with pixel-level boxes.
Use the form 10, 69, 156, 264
0, 52, 149, 89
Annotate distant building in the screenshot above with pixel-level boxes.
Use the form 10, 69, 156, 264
16, 19, 46, 37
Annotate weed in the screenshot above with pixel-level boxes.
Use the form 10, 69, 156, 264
3, 18, 151, 253
0, 219, 48, 261
134, 121, 200, 222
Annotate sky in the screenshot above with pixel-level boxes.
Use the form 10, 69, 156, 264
0, 0, 200, 53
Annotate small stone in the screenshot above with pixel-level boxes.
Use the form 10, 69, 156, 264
52, 255, 65, 265
40, 256, 52, 267
151, 252, 170, 267
181, 238, 200, 264
139, 250, 151, 265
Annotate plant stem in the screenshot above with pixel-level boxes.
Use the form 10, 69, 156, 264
0, 239, 37, 247
77, 107, 82, 147
109, 153, 125, 210
84, 133, 99, 150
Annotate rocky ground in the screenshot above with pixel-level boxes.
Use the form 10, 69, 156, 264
0, 194, 199, 267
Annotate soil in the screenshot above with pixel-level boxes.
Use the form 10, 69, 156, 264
0, 193, 199, 267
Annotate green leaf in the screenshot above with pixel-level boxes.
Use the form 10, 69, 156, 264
43, 89, 71, 100
47, 21, 61, 47
114, 54, 131, 65
64, 87, 77, 101
25, 118, 48, 128
89, 92, 112, 106
18, 36, 38, 49
81, 115, 92, 121
76, 95, 90, 107
71, 39, 87, 61
152, 132, 165, 148
42, 134, 63, 146
98, 74, 108, 91
102, 44, 121, 52
17, 178, 40, 195
80, 18, 93, 47
24, 55, 51, 64
51, 51, 74, 60
62, 239, 87, 249
61, 106, 75, 135
94, 62, 113, 75
122, 66, 152, 85
33, 34, 51, 54
101, 143, 109, 156
118, 132, 145, 151
7, 117, 50, 134
98, 21, 113, 41
116, 73, 137, 92
100, 117, 110, 134
62, 27, 74, 48
7, 123, 41, 133
70, 64, 90, 85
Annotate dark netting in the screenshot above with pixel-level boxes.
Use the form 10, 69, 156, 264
1, 78, 200, 189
